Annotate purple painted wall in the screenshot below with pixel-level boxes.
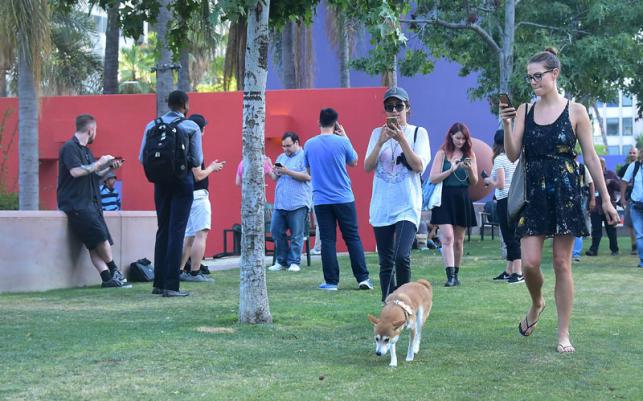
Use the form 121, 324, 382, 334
266, 4, 499, 163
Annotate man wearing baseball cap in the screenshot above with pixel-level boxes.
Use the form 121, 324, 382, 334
178, 114, 226, 283
100, 171, 121, 211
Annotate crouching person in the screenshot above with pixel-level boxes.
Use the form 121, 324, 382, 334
57, 114, 129, 288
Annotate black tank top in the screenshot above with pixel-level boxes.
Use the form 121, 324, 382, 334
194, 163, 208, 191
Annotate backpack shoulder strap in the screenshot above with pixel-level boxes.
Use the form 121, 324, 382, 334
632, 161, 641, 184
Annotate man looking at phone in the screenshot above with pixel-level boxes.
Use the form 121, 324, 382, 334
57, 114, 128, 288
267, 132, 312, 272
304, 108, 372, 291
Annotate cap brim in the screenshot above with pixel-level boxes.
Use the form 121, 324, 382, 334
384, 95, 408, 102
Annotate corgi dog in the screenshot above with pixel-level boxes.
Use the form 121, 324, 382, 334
367, 279, 433, 367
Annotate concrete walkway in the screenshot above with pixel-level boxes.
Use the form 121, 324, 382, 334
202, 254, 323, 272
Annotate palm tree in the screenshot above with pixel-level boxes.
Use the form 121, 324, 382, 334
42, 6, 103, 96
224, 16, 247, 91
103, 0, 120, 94
154, 0, 173, 116
0, 0, 50, 210
324, 2, 356, 88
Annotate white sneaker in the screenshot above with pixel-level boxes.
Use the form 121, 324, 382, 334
287, 264, 301, 272
311, 248, 321, 255
268, 263, 286, 271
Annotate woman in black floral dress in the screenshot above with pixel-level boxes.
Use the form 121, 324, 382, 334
500, 48, 619, 353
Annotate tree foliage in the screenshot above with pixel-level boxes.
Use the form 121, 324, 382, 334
403, 0, 642, 114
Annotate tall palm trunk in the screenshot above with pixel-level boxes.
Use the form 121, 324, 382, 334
337, 13, 350, 88
178, 48, 191, 92
103, 1, 120, 94
498, 0, 515, 94
223, 17, 247, 91
281, 22, 296, 88
239, 0, 272, 325
155, 0, 173, 116
0, 72, 6, 97
18, 38, 39, 210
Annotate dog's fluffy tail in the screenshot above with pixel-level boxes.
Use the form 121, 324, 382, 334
417, 279, 432, 289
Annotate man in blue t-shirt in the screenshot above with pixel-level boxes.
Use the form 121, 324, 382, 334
304, 108, 372, 291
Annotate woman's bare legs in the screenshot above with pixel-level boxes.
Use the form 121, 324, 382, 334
453, 226, 466, 267
438, 224, 455, 267
520, 236, 546, 333
552, 235, 575, 352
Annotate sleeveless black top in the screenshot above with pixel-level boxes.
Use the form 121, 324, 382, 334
194, 163, 209, 191
515, 101, 589, 238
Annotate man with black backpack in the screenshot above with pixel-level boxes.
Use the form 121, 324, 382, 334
139, 90, 203, 297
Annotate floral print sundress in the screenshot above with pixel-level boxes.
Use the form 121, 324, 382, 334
515, 101, 589, 238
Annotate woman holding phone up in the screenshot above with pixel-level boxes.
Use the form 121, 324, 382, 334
501, 48, 618, 353
364, 87, 430, 302
429, 122, 478, 287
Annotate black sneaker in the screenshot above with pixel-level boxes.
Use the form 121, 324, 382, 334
111, 269, 127, 283
101, 278, 132, 288
585, 250, 597, 256
200, 264, 211, 275
493, 271, 511, 281
507, 273, 524, 284
610, 251, 619, 256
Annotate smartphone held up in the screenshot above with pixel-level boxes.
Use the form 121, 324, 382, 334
386, 116, 399, 130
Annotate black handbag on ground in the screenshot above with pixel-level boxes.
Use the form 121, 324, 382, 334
128, 258, 155, 282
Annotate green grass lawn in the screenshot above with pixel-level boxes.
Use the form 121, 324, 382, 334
1, 238, 642, 401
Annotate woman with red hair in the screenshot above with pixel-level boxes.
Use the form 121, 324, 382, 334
429, 122, 478, 287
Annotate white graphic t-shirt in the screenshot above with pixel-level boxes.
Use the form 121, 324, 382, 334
365, 124, 431, 227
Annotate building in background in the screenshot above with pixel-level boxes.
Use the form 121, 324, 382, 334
591, 91, 641, 155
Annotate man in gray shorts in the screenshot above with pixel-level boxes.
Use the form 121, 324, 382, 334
179, 114, 225, 282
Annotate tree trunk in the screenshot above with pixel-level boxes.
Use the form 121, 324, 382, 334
17, 38, 39, 210
281, 21, 296, 89
178, 48, 191, 92
498, 0, 515, 93
382, 55, 398, 87
294, 22, 314, 88
224, 17, 247, 91
239, 0, 272, 325
155, 0, 173, 116
338, 13, 350, 88
591, 103, 609, 147
103, 1, 120, 94
0, 72, 7, 97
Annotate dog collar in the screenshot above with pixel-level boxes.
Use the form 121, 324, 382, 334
389, 299, 414, 319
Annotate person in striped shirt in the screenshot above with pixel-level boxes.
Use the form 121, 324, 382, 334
100, 171, 121, 211
485, 129, 522, 283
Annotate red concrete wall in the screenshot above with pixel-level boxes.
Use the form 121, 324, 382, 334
0, 88, 389, 254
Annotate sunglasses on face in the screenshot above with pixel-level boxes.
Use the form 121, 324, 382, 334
384, 103, 406, 112
525, 69, 554, 84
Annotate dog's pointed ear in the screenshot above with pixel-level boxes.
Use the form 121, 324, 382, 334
392, 319, 405, 330
368, 314, 380, 325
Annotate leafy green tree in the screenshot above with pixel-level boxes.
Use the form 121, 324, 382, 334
0, 0, 50, 210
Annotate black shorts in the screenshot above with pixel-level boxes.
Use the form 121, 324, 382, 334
65, 208, 113, 250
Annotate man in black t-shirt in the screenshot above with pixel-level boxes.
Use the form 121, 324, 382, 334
179, 114, 225, 282
57, 114, 128, 288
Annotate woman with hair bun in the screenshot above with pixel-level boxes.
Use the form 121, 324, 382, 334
500, 47, 619, 353
429, 122, 478, 287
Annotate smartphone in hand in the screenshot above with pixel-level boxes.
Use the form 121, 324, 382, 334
386, 116, 398, 130
274, 162, 283, 168
498, 93, 513, 109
